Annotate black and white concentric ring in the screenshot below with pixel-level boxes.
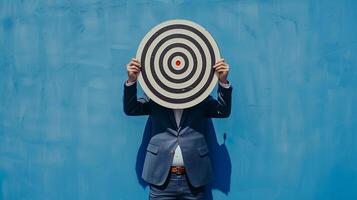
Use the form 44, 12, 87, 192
136, 19, 220, 109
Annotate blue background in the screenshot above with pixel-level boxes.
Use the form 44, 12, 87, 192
1, 0, 357, 199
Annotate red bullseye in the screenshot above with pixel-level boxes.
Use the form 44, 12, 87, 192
175, 60, 181, 67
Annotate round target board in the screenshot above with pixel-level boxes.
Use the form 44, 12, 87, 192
136, 19, 221, 109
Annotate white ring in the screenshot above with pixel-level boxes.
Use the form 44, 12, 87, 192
136, 19, 220, 109
145, 29, 211, 99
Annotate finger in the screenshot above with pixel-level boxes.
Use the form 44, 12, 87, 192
128, 66, 141, 71
127, 67, 140, 73
215, 66, 229, 72
214, 66, 224, 71
131, 58, 141, 65
216, 59, 225, 64
129, 60, 140, 65
131, 58, 140, 63
213, 61, 225, 67
214, 65, 228, 71
128, 68, 140, 73
213, 63, 220, 68
217, 58, 225, 63
213, 62, 226, 68
216, 69, 229, 73
128, 62, 140, 68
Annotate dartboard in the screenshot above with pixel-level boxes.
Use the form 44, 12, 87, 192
136, 19, 220, 109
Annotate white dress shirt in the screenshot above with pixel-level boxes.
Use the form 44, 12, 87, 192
171, 81, 230, 166
172, 109, 184, 166
125, 80, 231, 166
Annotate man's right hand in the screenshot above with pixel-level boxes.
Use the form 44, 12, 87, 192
126, 58, 141, 84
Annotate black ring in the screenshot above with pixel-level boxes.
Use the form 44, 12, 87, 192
167, 52, 189, 74
151, 34, 205, 93
140, 24, 216, 104
159, 43, 196, 84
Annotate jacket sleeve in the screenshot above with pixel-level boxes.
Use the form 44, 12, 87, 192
204, 84, 233, 118
123, 81, 151, 116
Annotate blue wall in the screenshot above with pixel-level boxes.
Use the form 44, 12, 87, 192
1, 0, 357, 199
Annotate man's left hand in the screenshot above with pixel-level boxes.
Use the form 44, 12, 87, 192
213, 58, 229, 84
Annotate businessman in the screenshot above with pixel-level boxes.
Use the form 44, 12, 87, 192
123, 58, 232, 200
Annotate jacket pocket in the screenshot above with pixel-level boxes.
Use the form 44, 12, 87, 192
197, 146, 209, 157
147, 143, 159, 155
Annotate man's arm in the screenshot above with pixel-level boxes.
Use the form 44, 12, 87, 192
205, 82, 232, 118
205, 58, 232, 118
123, 58, 151, 116
123, 81, 151, 116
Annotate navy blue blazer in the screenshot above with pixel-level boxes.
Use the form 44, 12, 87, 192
123, 82, 232, 187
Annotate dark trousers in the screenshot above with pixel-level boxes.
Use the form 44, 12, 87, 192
149, 173, 206, 200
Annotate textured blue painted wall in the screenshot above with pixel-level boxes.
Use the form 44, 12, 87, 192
1, 0, 357, 199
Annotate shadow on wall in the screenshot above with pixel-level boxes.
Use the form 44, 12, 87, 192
135, 117, 232, 199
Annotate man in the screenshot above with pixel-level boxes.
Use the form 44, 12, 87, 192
123, 57, 232, 200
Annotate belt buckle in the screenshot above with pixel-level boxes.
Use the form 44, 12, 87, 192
175, 166, 180, 175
